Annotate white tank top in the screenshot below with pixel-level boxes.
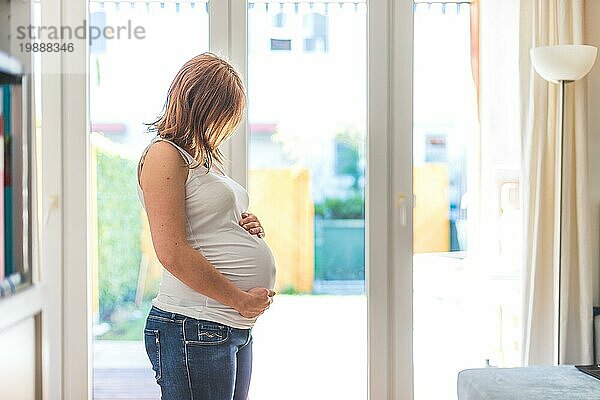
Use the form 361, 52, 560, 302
137, 135, 276, 329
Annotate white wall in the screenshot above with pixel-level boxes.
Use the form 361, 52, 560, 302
0, 318, 36, 400
585, 1, 600, 305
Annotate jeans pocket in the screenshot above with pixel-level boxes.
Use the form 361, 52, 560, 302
144, 329, 162, 382
190, 321, 230, 345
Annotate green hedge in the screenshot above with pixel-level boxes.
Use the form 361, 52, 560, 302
314, 194, 365, 219
96, 146, 143, 323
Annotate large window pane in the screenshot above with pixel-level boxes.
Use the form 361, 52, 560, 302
89, 2, 209, 398
247, 2, 367, 399
413, 3, 522, 399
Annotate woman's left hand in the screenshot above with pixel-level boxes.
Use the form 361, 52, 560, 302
239, 212, 265, 238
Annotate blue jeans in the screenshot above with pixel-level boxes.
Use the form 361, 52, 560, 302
144, 305, 253, 400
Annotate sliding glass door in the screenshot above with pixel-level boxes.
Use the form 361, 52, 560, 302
245, 2, 367, 398
412, 2, 523, 399
87, 1, 412, 399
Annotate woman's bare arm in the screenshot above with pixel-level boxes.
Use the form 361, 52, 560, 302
140, 141, 273, 318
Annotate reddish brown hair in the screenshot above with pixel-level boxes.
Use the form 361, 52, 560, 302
149, 52, 246, 170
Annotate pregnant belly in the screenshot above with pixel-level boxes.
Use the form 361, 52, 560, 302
197, 227, 277, 291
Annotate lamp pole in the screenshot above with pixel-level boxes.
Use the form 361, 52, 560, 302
530, 44, 597, 365
556, 78, 571, 364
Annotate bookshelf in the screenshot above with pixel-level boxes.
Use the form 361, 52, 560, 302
0, 52, 33, 300
0, 24, 42, 400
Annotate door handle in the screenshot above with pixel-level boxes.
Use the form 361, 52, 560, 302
397, 194, 408, 227
44, 194, 59, 226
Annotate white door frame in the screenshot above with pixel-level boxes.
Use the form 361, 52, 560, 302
54, 0, 414, 398
41, 0, 90, 398
60, 4, 91, 396
210, 0, 248, 185
367, 1, 414, 399
39, 2, 65, 399
388, 1, 415, 398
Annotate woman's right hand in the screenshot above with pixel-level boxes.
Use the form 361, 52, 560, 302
236, 287, 276, 318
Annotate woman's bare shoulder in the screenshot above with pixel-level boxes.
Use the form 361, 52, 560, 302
140, 141, 188, 188
145, 140, 186, 163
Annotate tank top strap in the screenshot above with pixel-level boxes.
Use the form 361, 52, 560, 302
152, 136, 200, 167
137, 135, 201, 186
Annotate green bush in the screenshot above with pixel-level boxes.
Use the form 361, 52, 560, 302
96, 146, 142, 323
314, 194, 365, 219
279, 285, 301, 295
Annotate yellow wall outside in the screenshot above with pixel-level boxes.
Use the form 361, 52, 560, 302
248, 168, 315, 293
414, 163, 450, 253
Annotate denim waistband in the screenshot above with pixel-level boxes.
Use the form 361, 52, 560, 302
148, 305, 251, 332
148, 305, 188, 321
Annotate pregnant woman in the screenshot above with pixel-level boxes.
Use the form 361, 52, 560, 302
137, 53, 276, 400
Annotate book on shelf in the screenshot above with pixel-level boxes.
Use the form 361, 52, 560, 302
0, 86, 4, 283
3, 84, 10, 278
0, 272, 21, 297
0, 51, 30, 298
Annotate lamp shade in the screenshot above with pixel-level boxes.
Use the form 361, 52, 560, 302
530, 45, 598, 83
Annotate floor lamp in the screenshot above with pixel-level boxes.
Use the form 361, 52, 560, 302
530, 44, 598, 363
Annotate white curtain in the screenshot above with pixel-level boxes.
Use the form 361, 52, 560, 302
520, 0, 594, 365
478, 0, 523, 368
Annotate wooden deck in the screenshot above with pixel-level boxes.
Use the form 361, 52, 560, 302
93, 368, 160, 400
